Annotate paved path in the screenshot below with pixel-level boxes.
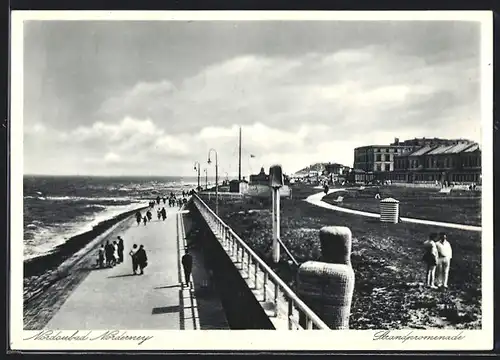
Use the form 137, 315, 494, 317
45, 207, 201, 330
306, 189, 481, 232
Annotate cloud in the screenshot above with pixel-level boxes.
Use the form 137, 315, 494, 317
95, 45, 479, 141
23, 22, 481, 175
104, 152, 121, 163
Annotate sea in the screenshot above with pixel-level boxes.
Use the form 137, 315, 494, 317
23, 175, 211, 261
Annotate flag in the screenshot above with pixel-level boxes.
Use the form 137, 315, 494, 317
250, 154, 256, 158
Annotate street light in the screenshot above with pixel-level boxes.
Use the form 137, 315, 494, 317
193, 161, 201, 191
208, 148, 219, 215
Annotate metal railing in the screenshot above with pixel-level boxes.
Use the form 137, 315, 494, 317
198, 192, 244, 200
192, 193, 329, 330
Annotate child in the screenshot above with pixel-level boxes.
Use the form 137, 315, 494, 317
422, 233, 438, 288
96, 245, 105, 268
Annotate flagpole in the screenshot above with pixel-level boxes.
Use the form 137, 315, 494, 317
238, 126, 242, 182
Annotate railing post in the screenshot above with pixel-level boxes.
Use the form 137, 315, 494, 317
288, 298, 294, 330
263, 272, 268, 301
246, 251, 251, 276
254, 262, 259, 289
274, 282, 279, 317
222, 225, 227, 247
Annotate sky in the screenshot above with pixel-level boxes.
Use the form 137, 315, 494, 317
23, 19, 483, 177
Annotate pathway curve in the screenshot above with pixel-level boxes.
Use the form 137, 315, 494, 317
305, 189, 481, 232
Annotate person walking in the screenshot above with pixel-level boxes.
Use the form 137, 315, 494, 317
135, 245, 148, 275
156, 195, 161, 205
112, 241, 119, 264
117, 236, 124, 263
143, 216, 148, 226
105, 241, 115, 267
129, 244, 139, 275
157, 209, 161, 220
146, 210, 152, 221
135, 211, 142, 226
97, 244, 105, 268
161, 207, 167, 221
435, 232, 453, 288
162, 196, 166, 204
181, 250, 193, 287
422, 233, 438, 288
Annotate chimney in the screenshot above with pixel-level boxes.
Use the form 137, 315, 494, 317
394, 137, 399, 145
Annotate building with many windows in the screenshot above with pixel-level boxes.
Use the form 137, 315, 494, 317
353, 144, 416, 183
352, 137, 480, 184
392, 142, 481, 184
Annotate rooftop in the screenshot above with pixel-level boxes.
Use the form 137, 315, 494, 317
463, 144, 481, 152
354, 144, 416, 150
407, 145, 434, 157
426, 143, 478, 155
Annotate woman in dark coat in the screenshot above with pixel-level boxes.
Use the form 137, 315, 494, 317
117, 236, 124, 263
135, 245, 148, 275
105, 241, 115, 267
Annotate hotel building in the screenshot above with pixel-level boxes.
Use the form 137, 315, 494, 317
352, 138, 479, 184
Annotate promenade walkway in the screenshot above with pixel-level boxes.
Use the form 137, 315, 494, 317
45, 206, 218, 330
306, 189, 481, 232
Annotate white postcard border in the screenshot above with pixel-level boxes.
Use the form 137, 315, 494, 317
9, 10, 494, 351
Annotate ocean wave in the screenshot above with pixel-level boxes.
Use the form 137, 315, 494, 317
84, 204, 107, 210
23, 201, 149, 260
44, 195, 137, 202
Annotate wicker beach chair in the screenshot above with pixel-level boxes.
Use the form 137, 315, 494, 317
333, 195, 344, 204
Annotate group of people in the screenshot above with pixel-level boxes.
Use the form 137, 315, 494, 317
135, 207, 167, 226
129, 243, 148, 275
438, 180, 478, 191
96, 236, 149, 275
168, 192, 189, 208
97, 237, 124, 268
422, 232, 453, 289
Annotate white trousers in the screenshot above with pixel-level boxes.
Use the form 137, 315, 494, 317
436, 257, 451, 287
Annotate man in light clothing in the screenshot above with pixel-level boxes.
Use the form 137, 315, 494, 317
435, 232, 452, 288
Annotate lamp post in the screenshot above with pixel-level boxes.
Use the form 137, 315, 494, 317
208, 148, 219, 215
204, 168, 208, 190
194, 161, 201, 191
